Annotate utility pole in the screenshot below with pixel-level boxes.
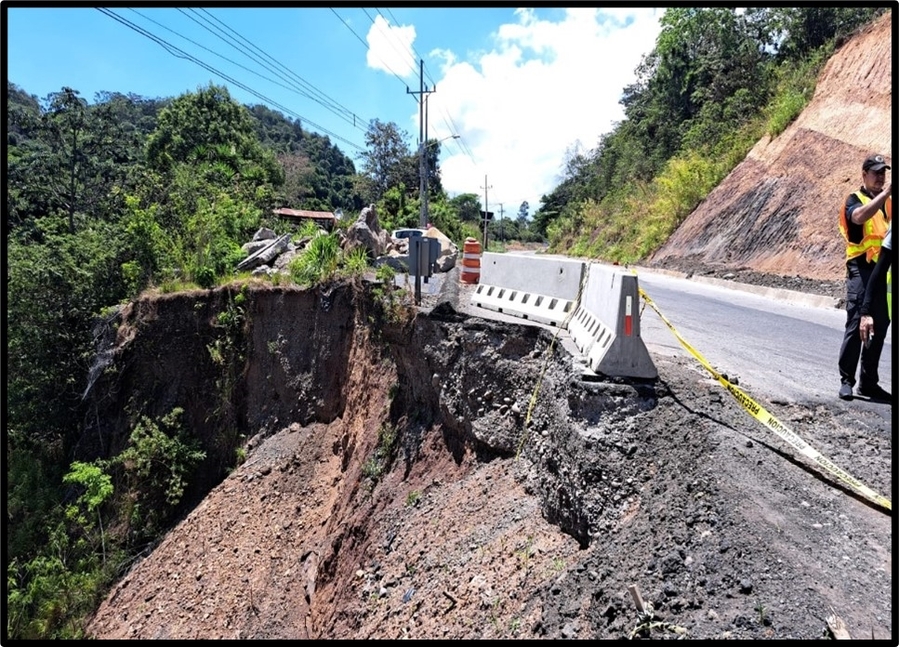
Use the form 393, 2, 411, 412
406, 59, 435, 228
481, 175, 492, 250
498, 203, 504, 247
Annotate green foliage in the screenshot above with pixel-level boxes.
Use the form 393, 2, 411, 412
116, 407, 206, 510
764, 45, 829, 137
146, 83, 276, 182
375, 262, 396, 285
63, 462, 113, 524
426, 199, 465, 244
289, 231, 341, 285
63, 461, 114, 570
376, 183, 417, 232
248, 102, 363, 212
7, 428, 63, 563
185, 193, 257, 286
358, 119, 416, 202
343, 246, 371, 275
7, 220, 128, 453
293, 218, 324, 241
362, 423, 399, 486
6, 520, 113, 640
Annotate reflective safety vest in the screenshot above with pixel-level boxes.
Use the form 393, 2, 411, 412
888, 266, 892, 320
839, 191, 891, 264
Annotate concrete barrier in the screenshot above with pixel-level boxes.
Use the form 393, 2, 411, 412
470, 253, 586, 327
567, 264, 657, 379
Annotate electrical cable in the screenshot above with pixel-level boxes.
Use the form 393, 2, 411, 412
191, 8, 366, 128
330, 7, 412, 92
97, 8, 364, 151
128, 7, 358, 128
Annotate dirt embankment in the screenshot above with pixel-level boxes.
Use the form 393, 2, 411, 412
649, 12, 892, 282
84, 275, 891, 640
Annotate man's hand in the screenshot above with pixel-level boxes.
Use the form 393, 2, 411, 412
859, 314, 875, 346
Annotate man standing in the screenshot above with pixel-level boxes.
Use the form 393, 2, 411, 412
837, 153, 892, 401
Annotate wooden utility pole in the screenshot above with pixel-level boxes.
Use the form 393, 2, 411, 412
498, 202, 504, 245
406, 59, 435, 228
481, 175, 492, 249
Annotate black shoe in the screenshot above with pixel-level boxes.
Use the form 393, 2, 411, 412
838, 383, 853, 400
856, 384, 892, 402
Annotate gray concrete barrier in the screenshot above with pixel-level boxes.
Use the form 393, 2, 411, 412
567, 264, 657, 379
470, 253, 586, 327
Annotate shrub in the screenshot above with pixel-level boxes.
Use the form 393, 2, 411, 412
289, 232, 341, 285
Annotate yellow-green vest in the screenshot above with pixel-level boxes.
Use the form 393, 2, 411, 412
839, 191, 891, 263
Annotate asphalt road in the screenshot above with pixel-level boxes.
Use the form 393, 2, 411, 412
410, 259, 892, 425
634, 270, 892, 408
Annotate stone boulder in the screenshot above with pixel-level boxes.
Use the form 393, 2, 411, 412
424, 226, 459, 272
344, 204, 388, 259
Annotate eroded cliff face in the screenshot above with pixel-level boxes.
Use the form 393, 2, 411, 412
82, 277, 893, 640
84, 279, 673, 639
649, 12, 892, 281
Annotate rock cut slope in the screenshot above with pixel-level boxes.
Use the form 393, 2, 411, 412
650, 12, 892, 281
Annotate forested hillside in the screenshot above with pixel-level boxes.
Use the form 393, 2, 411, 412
5, 7, 888, 640
533, 7, 888, 264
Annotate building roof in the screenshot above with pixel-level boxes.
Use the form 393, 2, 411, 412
273, 208, 336, 221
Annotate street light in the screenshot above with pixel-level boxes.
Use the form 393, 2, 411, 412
420, 134, 461, 228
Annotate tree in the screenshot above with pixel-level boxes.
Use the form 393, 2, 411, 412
757, 7, 886, 61
423, 137, 446, 196
144, 83, 282, 206
449, 193, 482, 222
63, 461, 114, 564
42, 87, 89, 233
517, 201, 530, 224
357, 119, 414, 202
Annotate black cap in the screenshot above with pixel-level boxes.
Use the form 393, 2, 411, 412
862, 153, 890, 172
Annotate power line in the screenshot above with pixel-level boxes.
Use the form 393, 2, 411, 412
191, 8, 367, 129
330, 7, 412, 92
376, 7, 437, 85
361, 9, 474, 168
97, 8, 364, 151
128, 7, 363, 130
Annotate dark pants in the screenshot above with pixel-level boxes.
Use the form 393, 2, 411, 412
838, 259, 890, 388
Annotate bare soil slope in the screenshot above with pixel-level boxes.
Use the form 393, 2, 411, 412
649, 12, 892, 282
85, 275, 891, 640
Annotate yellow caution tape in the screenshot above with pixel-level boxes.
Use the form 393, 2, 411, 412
638, 286, 891, 512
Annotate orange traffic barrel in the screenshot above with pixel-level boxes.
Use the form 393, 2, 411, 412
460, 237, 481, 284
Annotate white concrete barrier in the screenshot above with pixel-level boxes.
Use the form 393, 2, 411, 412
567, 264, 657, 379
470, 253, 586, 327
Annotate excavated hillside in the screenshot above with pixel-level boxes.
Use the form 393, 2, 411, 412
84, 16, 892, 641
649, 12, 892, 283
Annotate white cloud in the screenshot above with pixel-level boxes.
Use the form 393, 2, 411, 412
366, 15, 417, 79
426, 8, 663, 214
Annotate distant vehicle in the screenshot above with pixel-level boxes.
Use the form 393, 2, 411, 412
392, 228, 426, 240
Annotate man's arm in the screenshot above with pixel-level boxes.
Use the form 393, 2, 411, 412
851, 184, 891, 225
859, 246, 892, 343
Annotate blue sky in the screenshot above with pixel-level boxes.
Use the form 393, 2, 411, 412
5, 5, 664, 215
